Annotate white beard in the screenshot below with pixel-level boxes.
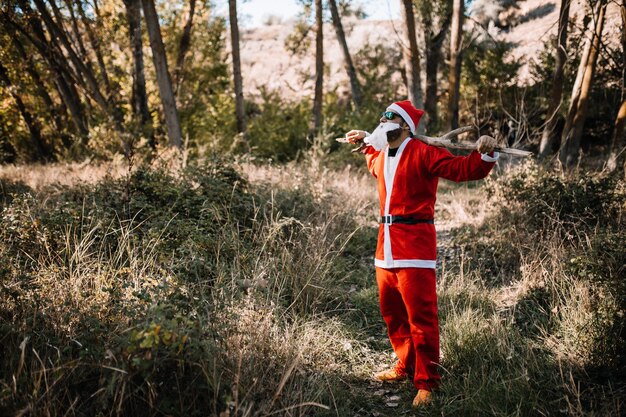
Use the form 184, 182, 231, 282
364, 122, 401, 151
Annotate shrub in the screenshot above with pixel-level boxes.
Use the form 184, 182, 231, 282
246, 88, 311, 162
0, 158, 376, 416
451, 162, 625, 414
491, 161, 624, 232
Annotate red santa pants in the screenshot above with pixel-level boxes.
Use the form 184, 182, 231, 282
376, 267, 440, 391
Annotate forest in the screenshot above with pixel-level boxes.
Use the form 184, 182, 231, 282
0, 0, 625, 416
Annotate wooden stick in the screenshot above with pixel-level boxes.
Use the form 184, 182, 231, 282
336, 126, 533, 157
416, 126, 533, 157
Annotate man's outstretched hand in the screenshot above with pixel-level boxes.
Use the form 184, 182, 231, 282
476, 135, 498, 154
345, 130, 367, 144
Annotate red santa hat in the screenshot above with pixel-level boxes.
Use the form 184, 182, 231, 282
386, 100, 424, 135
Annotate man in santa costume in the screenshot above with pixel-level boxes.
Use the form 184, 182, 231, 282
344, 100, 498, 408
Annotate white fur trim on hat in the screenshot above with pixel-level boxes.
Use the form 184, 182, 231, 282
387, 103, 416, 134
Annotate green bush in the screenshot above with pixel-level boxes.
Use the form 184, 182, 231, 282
492, 162, 624, 232
246, 88, 311, 161
451, 163, 626, 413
0, 158, 377, 416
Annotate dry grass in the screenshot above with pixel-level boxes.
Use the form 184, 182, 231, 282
0, 160, 128, 190
238, 158, 378, 224
1, 158, 624, 416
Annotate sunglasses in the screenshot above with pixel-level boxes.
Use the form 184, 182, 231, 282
381, 111, 401, 120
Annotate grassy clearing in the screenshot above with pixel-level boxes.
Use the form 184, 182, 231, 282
1, 156, 624, 416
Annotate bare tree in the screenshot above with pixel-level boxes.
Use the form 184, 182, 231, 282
447, 0, 464, 130
401, 0, 424, 132
328, 0, 362, 109
559, 0, 607, 168
312, 0, 324, 136
607, 0, 626, 172
538, 0, 570, 160
141, 0, 183, 149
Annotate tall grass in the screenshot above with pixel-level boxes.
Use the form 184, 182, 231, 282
1, 157, 624, 416
0, 156, 380, 416
441, 162, 625, 416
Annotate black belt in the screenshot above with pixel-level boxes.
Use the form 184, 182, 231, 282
380, 215, 434, 225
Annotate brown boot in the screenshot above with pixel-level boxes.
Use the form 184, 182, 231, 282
412, 390, 432, 407
373, 367, 408, 382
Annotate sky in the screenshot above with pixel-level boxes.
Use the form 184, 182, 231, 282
215, 0, 401, 29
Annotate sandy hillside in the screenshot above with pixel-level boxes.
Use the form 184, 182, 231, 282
238, 18, 398, 99
235, 0, 622, 99
497, 0, 622, 82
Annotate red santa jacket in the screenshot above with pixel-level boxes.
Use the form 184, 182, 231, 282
364, 137, 498, 269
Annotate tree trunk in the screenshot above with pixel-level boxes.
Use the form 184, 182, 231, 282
174, 0, 196, 96
93, 0, 101, 18
312, 0, 324, 136
559, 0, 606, 168
141, 0, 183, 149
7, 7, 89, 138
0, 61, 50, 161
33, 0, 99, 100
54, 72, 89, 137
328, 0, 362, 109
557, 3, 597, 155
123, 0, 152, 146
424, 50, 440, 132
424, 10, 451, 133
447, 0, 464, 130
11, 33, 66, 137
607, 1, 626, 172
228, 0, 247, 142
75, 0, 113, 96
401, 0, 424, 133
538, 0, 570, 160
62, 0, 90, 61
32, 0, 122, 130
18, 13, 87, 95
608, 101, 626, 171
48, 0, 79, 57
